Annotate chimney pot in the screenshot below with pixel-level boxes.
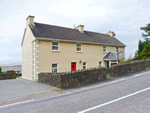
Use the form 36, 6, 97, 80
106, 31, 115, 37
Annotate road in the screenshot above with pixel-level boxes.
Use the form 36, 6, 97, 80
0, 70, 150, 113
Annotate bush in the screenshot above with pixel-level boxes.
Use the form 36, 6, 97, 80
120, 59, 134, 64
0, 67, 1, 73
6, 70, 16, 73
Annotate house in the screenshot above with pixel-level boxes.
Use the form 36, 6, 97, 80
21, 15, 126, 81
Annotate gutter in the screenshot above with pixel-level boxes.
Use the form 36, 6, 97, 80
35, 37, 126, 47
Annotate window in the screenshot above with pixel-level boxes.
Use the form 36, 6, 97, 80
52, 42, 59, 51
103, 46, 107, 53
52, 64, 58, 73
83, 62, 87, 69
99, 61, 102, 67
77, 43, 82, 52
116, 47, 119, 53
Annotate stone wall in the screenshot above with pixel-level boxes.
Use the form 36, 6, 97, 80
107, 60, 150, 77
0, 73, 22, 80
38, 60, 150, 88
61, 67, 106, 88
38, 67, 106, 88
38, 73, 61, 87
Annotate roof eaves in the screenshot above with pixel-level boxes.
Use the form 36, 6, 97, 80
35, 37, 126, 47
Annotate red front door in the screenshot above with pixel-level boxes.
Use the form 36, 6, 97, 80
71, 62, 76, 71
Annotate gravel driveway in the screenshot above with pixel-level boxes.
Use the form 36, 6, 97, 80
0, 77, 56, 102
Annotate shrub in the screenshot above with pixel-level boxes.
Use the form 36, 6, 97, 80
6, 70, 16, 73
120, 59, 134, 64
0, 67, 1, 73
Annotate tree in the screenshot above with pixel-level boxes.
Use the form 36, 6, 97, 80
0, 67, 1, 73
138, 39, 150, 56
140, 23, 150, 37
133, 50, 139, 60
139, 43, 150, 60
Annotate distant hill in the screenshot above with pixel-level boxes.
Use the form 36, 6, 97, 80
0, 63, 22, 67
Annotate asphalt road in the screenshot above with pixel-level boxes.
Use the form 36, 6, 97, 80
0, 70, 150, 113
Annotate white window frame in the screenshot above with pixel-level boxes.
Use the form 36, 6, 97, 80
52, 41, 59, 51
52, 64, 58, 73
76, 43, 82, 52
99, 61, 102, 67
116, 47, 119, 53
83, 62, 87, 69
103, 46, 107, 53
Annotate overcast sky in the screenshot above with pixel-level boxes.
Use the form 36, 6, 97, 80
0, 0, 150, 63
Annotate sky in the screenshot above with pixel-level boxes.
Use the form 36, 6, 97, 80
0, 0, 150, 63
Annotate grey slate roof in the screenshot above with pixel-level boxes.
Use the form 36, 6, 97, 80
29, 22, 125, 46
103, 52, 124, 60
1, 66, 22, 72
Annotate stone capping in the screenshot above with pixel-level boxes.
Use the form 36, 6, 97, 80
38, 60, 150, 88
107, 59, 150, 77
38, 67, 106, 88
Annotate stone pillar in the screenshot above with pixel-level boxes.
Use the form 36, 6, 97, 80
109, 61, 111, 68
117, 60, 118, 64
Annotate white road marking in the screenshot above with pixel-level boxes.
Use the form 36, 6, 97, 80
0, 99, 34, 108
78, 87, 150, 113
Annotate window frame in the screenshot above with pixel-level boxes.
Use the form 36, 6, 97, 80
103, 46, 107, 53
83, 62, 87, 70
52, 64, 58, 73
52, 41, 59, 51
76, 43, 82, 52
99, 61, 102, 67
116, 47, 119, 53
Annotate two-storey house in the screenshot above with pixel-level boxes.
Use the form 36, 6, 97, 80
22, 15, 126, 81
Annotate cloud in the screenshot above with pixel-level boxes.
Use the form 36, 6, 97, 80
0, 0, 150, 63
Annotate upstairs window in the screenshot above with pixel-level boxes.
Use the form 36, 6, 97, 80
103, 46, 107, 53
116, 47, 119, 53
77, 43, 82, 52
52, 42, 59, 51
52, 64, 58, 73
83, 62, 87, 69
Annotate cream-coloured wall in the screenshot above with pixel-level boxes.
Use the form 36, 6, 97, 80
106, 46, 125, 57
22, 26, 34, 80
38, 40, 125, 73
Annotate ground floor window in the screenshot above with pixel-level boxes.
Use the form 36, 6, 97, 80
52, 64, 58, 73
83, 62, 87, 69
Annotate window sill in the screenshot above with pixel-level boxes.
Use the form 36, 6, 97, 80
52, 50, 60, 52
103, 52, 107, 54
76, 51, 83, 53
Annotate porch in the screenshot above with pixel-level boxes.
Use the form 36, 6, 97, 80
103, 52, 124, 68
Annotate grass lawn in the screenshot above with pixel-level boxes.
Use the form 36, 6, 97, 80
106, 73, 110, 76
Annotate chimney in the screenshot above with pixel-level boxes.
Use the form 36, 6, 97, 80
75, 25, 84, 33
106, 31, 115, 37
26, 15, 35, 27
